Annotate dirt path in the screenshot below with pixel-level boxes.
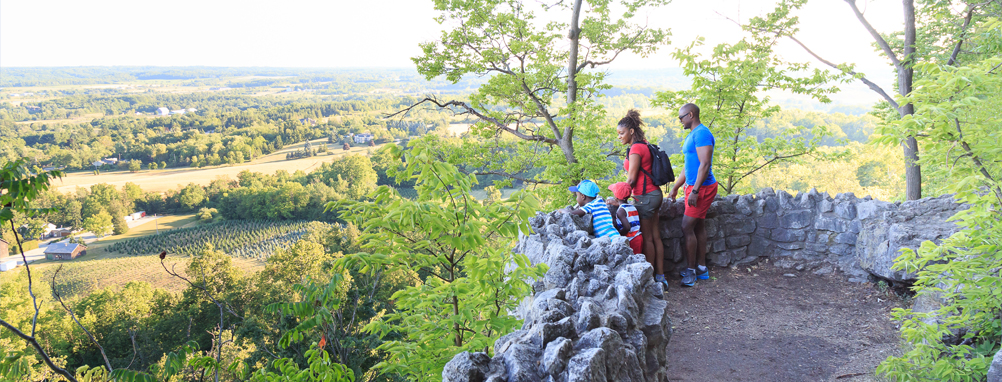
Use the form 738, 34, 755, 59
664, 259, 906, 382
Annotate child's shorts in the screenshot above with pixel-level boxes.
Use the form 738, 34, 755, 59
629, 235, 643, 255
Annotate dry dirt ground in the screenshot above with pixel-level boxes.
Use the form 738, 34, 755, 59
664, 259, 907, 382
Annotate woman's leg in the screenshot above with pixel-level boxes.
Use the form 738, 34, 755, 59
640, 217, 657, 268
651, 212, 665, 276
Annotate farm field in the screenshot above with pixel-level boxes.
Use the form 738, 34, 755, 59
82, 214, 200, 258
53, 139, 390, 193
0, 217, 327, 299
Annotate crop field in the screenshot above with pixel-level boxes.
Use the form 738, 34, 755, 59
52, 139, 389, 193
83, 214, 200, 257
107, 220, 331, 259
5, 219, 329, 299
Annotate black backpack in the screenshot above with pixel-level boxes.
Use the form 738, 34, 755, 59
627, 143, 675, 194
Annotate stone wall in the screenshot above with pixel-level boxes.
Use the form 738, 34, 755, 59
443, 212, 673, 382
659, 188, 967, 283
441, 190, 968, 382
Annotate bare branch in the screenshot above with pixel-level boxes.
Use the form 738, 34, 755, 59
947, 5, 977, 66
388, 97, 559, 145
721, 13, 901, 109
468, 169, 558, 185
954, 118, 1002, 206
8, 220, 40, 337
0, 319, 78, 382
844, 0, 902, 68
52, 265, 113, 373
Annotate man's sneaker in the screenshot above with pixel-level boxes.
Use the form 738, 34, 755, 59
680, 268, 697, 287
695, 266, 709, 280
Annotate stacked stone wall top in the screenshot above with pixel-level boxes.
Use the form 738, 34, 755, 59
658, 188, 967, 284
445, 211, 673, 382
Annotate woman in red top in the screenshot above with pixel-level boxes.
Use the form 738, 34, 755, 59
616, 109, 668, 289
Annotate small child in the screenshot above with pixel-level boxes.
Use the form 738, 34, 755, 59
606, 182, 643, 255
560, 180, 619, 239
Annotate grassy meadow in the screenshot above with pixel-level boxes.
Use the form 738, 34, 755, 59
53, 138, 389, 193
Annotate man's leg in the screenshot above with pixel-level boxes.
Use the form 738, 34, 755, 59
681, 215, 698, 269
695, 218, 707, 267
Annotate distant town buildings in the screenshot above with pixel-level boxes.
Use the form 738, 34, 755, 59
156, 107, 170, 116
353, 133, 373, 144
92, 157, 119, 168
0, 239, 8, 259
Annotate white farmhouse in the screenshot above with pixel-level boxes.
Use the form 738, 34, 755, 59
156, 107, 170, 116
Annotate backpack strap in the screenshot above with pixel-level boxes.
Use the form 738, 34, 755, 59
627, 143, 656, 195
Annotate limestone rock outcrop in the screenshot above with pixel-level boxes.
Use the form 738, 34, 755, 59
443, 211, 672, 382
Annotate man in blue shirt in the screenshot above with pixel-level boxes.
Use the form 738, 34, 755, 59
668, 103, 718, 287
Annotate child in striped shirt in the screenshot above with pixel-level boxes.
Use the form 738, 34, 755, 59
560, 180, 619, 239
607, 182, 643, 255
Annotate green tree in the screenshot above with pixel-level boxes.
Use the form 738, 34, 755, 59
750, 0, 1001, 200
159, 161, 167, 169
82, 211, 113, 238
148, 162, 157, 170
408, 0, 669, 199
876, 57, 1002, 381
329, 138, 545, 381
178, 183, 206, 211
111, 214, 129, 235
128, 160, 141, 173
652, 14, 848, 194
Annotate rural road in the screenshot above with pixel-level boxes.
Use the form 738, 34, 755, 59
10, 215, 159, 265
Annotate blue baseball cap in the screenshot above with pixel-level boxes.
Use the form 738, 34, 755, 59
569, 180, 600, 198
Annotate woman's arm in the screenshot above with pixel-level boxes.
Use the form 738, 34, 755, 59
626, 152, 642, 187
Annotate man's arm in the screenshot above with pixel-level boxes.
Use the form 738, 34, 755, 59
669, 172, 687, 200
688, 145, 714, 207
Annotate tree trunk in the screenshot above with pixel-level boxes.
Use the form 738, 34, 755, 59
567, 0, 583, 106
559, 0, 584, 166
900, 0, 921, 200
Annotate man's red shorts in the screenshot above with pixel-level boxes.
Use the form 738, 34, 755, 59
628, 235, 643, 255
684, 182, 718, 219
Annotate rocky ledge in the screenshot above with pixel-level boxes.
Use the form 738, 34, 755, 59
443, 211, 672, 382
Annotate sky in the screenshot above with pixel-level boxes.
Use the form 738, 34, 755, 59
1, 0, 906, 102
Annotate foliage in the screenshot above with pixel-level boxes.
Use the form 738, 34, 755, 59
411, 0, 669, 205
651, 4, 851, 195
82, 210, 113, 238
743, 142, 905, 200
248, 348, 354, 382
329, 138, 546, 381
875, 58, 1002, 381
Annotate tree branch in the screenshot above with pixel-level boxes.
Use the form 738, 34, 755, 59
0, 318, 78, 382
947, 5, 976, 66
733, 151, 813, 186
844, 0, 902, 68
464, 170, 558, 185
51, 265, 113, 373
954, 118, 1002, 206
722, 12, 901, 109
387, 97, 559, 145
9, 220, 40, 337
